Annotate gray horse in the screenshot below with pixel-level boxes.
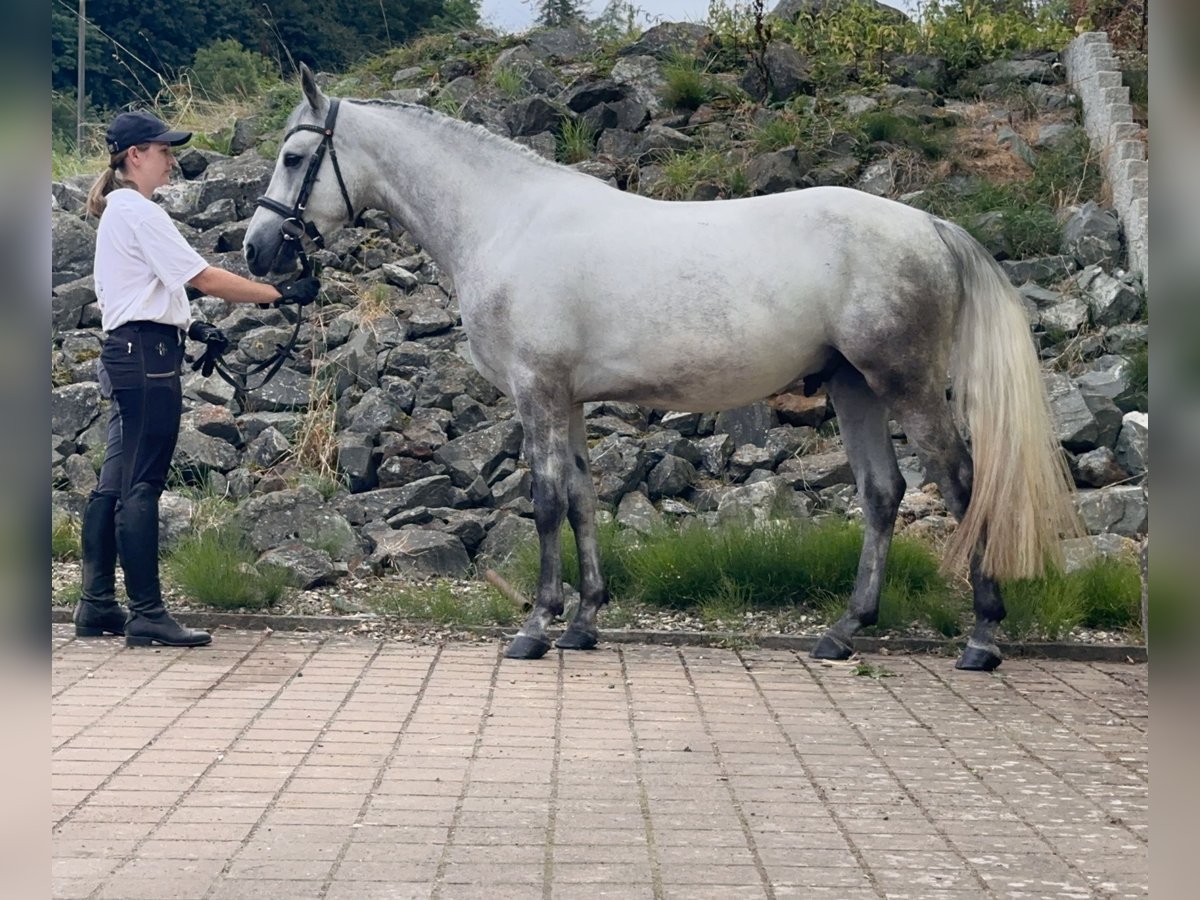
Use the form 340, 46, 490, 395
244, 65, 1078, 671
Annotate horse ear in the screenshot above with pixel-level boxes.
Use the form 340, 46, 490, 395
299, 62, 326, 113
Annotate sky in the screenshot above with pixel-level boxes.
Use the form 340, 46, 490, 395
478, 0, 918, 35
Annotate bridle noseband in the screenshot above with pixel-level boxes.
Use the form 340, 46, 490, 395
204, 98, 358, 401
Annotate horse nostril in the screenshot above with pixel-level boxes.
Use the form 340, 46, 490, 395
245, 243, 257, 262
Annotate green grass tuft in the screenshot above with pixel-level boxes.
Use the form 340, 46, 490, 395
661, 56, 713, 111
52, 517, 81, 561
164, 529, 290, 610
503, 517, 954, 622
369, 581, 521, 627
557, 118, 596, 165
1001, 555, 1142, 640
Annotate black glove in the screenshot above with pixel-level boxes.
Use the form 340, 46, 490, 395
274, 276, 321, 307
186, 321, 229, 378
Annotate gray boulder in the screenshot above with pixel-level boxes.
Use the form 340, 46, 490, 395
258, 542, 341, 589
1075, 485, 1147, 537
369, 527, 470, 576
238, 486, 358, 559
1114, 412, 1148, 477
51, 382, 102, 439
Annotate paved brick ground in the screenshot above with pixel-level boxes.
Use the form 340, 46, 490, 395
52, 625, 1147, 899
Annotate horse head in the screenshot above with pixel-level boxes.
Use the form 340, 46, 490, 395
244, 63, 357, 277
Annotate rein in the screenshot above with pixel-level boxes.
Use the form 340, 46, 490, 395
202, 98, 357, 402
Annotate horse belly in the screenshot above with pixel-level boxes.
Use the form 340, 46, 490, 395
577, 330, 829, 412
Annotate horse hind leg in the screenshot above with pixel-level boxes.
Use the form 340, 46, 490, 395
505, 390, 572, 660
555, 404, 608, 651
893, 398, 1005, 671
812, 364, 906, 660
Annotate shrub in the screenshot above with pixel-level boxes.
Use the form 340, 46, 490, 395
189, 39, 277, 100
164, 529, 290, 610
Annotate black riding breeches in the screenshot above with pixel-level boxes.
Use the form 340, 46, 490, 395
99, 321, 184, 497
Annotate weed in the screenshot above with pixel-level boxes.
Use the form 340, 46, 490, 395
661, 56, 714, 111
656, 148, 748, 200
54, 578, 82, 607
491, 65, 525, 100
164, 529, 290, 610
1125, 343, 1148, 394
369, 581, 520, 627
852, 660, 897, 678
557, 118, 596, 165
52, 517, 81, 561
1001, 555, 1142, 640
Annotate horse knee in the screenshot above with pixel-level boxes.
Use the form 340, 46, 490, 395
863, 471, 904, 521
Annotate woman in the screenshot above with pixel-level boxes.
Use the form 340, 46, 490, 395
75, 109, 321, 647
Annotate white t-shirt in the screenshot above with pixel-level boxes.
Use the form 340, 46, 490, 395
93, 188, 208, 332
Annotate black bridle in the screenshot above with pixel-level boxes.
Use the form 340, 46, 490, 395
204, 98, 357, 401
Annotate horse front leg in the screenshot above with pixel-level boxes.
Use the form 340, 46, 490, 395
813, 365, 905, 660
505, 393, 571, 660
556, 404, 607, 650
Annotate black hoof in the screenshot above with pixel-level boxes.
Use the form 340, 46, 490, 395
811, 633, 855, 660
956, 645, 1002, 671
505, 634, 552, 660
555, 626, 598, 651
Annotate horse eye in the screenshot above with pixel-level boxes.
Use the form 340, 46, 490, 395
283, 153, 303, 168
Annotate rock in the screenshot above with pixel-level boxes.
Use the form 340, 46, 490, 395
728, 444, 775, 482
238, 486, 358, 559
181, 405, 242, 446
776, 450, 854, 489
245, 426, 291, 469
1061, 533, 1139, 574
618, 22, 712, 61
336, 431, 379, 494
504, 96, 571, 137
369, 527, 470, 577
51, 382, 102, 438
258, 542, 341, 589
746, 146, 814, 194
172, 430, 240, 480
1074, 266, 1143, 327
589, 434, 648, 506
476, 514, 537, 566
714, 402, 776, 448
646, 455, 696, 499
770, 391, 830, 427
1044, 373, 1099, 451
975, 58, 1059, 85
1072, 447, 1127, 488
52, 276, 97, 332
857, 159, 895, 196
434, 420, 523, 488
526, 23, 597, 62
1035, 121, 1077, 150
616, 491, 663, 534
717, 477, 812, 524
158, 492, 195, 550
1039, 297, 1089, 338
609, 55, 668, 115
1000, 255, 1077, 285
740, 41, 813, 102
1114, 412, 1148, 477
51, 211, 96, 286
996, 126, 1035, 167
491, 469, 532, 510
1075, 485, 1147, 537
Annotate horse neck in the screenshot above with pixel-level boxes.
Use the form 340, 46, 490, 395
350, 104, 571, 275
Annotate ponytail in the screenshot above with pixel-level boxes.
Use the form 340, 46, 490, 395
85, 147, 138, 218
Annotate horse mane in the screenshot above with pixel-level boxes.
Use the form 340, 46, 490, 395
344, 97, 571, 174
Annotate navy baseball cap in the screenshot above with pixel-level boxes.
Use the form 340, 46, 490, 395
105, 110, 192, 155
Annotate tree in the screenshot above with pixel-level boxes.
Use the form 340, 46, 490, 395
533, 0, 587, 28
51, 0, 477, 121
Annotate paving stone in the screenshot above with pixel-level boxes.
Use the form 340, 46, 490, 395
52, 625, 1146, 898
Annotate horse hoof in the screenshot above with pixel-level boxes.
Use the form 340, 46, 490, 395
956, 645, 1002, 671
555, 626, 598, 651
811, 634, 854, 660
505, 634, 552, 660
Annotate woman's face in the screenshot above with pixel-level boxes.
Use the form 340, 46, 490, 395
127, 142, 177, 192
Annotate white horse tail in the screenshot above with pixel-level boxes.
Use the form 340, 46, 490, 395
933, 219, 1080, 580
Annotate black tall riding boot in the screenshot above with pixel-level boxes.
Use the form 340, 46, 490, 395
117, 483, 211, 648
74, 493, 128, 637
